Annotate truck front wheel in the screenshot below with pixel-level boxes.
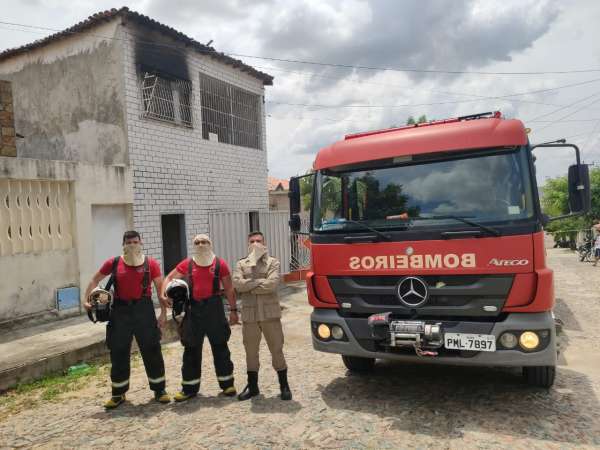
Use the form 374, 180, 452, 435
342, 355, 375, 373
523, 366, 556, 388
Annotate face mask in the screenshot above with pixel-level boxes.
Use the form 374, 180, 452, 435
122, 243, 144, 266
192, 234, 216, 266
247, 242, 267, 266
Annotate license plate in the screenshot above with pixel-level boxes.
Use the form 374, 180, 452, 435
444, 333, 496, 352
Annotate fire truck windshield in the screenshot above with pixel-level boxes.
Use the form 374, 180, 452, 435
313, 146, 535, 232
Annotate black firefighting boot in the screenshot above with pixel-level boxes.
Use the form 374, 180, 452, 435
277, 369, 292, 401
237, 371, 259, 401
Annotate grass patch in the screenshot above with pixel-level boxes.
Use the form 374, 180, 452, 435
0, 361, 108, 418
17, 364, 101, 400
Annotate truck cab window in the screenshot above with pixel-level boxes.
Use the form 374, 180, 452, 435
313, 146, 535, 232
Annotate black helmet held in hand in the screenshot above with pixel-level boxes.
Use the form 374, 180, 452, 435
165, 279, 190, 319
88, 288, 113, 323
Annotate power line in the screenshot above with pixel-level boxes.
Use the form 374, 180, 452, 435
2, 19, 600, 76
228, 53, 600, 76
254, 64, 564, 108
4, 18, 600, 116
267, 79, 600, 110
582, 119, 600, 149
534, 96, 600, 132
259, 63, 600, 100
529, 119, 600, 123
526, 91, 600, 122
5, 17, 600, 139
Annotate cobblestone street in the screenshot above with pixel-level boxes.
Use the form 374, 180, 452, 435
1, 245, 600, 449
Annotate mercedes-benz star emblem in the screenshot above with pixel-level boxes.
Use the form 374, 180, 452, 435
396, 276, 429, 307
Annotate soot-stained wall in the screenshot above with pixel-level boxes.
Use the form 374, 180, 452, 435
133, 26, 190, 81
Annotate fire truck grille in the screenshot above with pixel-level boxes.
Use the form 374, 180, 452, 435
328, 275, 514, 317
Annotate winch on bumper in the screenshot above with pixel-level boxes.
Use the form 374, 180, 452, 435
369, 312, 443, 356
310, 308, 557, 367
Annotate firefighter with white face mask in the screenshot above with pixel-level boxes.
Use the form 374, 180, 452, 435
233, 231, 291, 401
83, 230, 169, 409
163, 234, 239, 401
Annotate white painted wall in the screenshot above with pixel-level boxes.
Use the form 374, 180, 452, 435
91, 205, 129, 270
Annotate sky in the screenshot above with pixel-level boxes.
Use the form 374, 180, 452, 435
1, 0, 600, 183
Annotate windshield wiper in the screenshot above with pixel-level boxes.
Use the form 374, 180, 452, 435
338, 219, 393, 241
410, 215, 501, 236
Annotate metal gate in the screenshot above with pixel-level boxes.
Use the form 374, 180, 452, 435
259, 211, 291, 274
208, 211, 250, 270
208, 211, 292, 273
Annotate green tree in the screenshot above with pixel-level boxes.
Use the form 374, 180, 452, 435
542, 167, 600, 240
356, 172, 420, 219
299, 173, 314, 212
406, 115, 427, 125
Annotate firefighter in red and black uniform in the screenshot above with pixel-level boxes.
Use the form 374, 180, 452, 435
84, 230, 170, 409
163, 233, 239, 401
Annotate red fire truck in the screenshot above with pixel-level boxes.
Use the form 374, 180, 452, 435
289, 112, 590, 388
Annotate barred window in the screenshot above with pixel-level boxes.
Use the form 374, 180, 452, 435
199, 73, 262, 150
140, 71, 193, 127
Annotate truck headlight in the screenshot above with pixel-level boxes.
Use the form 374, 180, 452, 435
519, 331, 540, 350
331, 325, 345, 340
317, 324, 331, 339
499, 332, 518, 349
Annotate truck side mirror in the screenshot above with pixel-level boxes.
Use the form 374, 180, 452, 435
289, 176, 301, 215
289, 214, 301, 232
288, 173, 314, 233
532, 142, 591, 222
568, 163, 590, 213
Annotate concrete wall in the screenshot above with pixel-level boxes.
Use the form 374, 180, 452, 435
0, 20, 128, 165
121, 23, 269, 268
0, 157, 133, 322
269, 190, 290, 211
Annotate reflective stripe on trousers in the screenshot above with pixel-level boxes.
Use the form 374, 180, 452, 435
111, 379, 130, 388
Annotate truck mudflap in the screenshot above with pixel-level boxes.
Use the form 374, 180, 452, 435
311, 309, 557, 367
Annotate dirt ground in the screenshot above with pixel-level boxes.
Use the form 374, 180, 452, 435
1, 245, 599, 449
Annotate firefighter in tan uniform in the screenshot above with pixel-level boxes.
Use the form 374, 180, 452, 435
233, 231, 292, 401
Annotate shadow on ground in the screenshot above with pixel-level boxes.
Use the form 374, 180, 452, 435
319, 361, 599, 446
554, 297, 583, 332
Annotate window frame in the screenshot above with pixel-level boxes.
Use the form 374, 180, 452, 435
199, 73, 263, 150
140, 70, 193, 128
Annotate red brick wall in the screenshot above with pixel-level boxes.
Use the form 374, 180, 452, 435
0, 80, 16, 157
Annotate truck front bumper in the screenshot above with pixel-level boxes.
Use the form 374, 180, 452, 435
311, 309, 557, 367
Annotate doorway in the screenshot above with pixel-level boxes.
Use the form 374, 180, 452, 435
92, 204, 130, 270
161, 214, 187, 275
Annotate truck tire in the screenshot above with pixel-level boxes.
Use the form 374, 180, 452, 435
342, 355, 375, 373
523, 366, 556, 388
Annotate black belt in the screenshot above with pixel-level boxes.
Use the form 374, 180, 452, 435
190, 295, 221, 304
114, 297, 151, 306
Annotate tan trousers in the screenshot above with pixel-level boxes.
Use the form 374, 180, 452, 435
242, 318, 287, 372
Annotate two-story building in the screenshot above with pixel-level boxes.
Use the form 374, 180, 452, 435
0, 7, 273, 324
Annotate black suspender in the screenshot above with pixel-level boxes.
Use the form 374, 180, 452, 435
108, 256, 150, 300
187, 259, 194, 300
106, 256, 120, 297
212, 258, 221, 296
187, 257, 221, 301
141, 257, 150, 297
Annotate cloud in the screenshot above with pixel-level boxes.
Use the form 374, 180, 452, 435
254, 0, 559, 78
1, 0, 599, 183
